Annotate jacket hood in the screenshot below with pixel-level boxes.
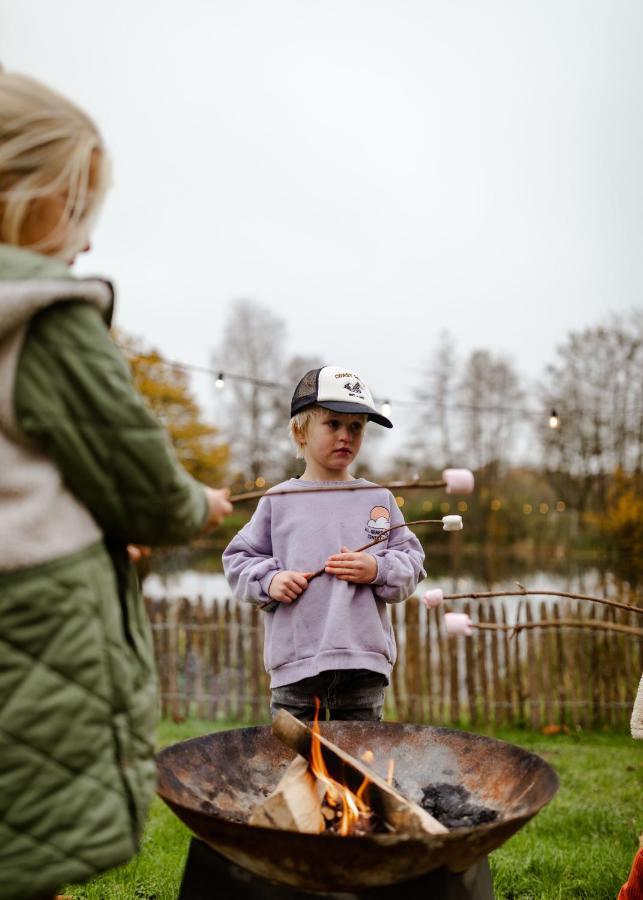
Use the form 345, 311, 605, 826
0, 243, 114, 341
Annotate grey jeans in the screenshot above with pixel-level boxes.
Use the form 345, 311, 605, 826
270, 668, 388, 722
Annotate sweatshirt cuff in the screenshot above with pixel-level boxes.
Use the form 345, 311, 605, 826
372, 553, 389, 587
259, 568, 281, 600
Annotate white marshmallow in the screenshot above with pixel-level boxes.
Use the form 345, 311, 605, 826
442, 515, 463, 531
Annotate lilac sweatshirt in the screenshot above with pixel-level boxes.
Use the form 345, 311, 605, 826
222, 478, 426, 688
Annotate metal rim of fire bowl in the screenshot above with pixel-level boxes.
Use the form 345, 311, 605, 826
156, 721, 559, 892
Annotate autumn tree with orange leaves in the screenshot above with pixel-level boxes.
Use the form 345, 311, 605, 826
116, 332, 229, 487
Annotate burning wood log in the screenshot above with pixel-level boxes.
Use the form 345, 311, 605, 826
271, 709, 448, 837
249, 754, 326, 833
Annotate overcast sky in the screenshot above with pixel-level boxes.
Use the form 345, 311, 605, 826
3, 0, 643, 459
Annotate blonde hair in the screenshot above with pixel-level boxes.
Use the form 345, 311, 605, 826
290, 406, 323, 459
289, 405, 367, 459
0, 68, 109, 259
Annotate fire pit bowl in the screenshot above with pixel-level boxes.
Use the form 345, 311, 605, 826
156, 722, 558, 892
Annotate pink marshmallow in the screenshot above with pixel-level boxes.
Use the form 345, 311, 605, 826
444, 612, 473, 636
423, 588, 444, 609
443, 468, 475, 495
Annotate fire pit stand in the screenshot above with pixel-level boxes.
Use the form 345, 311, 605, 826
178, 837, 495, 899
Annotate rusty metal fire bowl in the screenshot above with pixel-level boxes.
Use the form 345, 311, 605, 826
156, 722, 558, 892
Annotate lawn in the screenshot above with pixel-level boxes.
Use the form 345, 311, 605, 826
64, 720, 642, 899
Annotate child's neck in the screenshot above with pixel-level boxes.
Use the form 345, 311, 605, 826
300, 460, 357, 482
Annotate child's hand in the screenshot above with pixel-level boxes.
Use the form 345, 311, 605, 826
269, 571, 313, 603
203, 487, 233, 530
325, 547, 378, 584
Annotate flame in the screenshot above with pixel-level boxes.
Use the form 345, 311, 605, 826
309, 698, 372, 836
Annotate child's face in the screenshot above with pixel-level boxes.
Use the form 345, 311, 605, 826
302, 410, 366, 476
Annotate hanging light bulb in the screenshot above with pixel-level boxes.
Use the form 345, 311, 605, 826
215, 372, 225, 390
549, 408, 559, 429
381, 400, 392, 418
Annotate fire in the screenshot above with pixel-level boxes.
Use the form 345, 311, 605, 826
309, 698, 372, 836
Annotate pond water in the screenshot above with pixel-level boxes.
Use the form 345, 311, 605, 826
143, 558, 635, 611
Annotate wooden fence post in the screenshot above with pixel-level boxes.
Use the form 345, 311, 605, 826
405, 598, 422, 721
476, 606, 489, 725
448, 618, 460, 725
525, 604, 540, 730
425, 602, 435, 724
390, 604, 404, 720
488, 605, 503, 728
540, 604, 553, 725
194, 597, 206, 720
436, 609, 447, 723
553, 602, 567, 726
464, 602, 477, 727
235, 601, 245, 722
250, 604, 262, 721
501, 604, 516, 726
209, 600, 221, 721
223, 599, 233, 721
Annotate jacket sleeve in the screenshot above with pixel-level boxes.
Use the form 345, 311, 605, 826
222, 497, 284, 608
14, 300, 209, 545
371, 496, 426, 603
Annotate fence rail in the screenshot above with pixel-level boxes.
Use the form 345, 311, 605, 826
145, 595, 643, 729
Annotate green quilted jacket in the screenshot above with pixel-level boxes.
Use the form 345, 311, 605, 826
0, 245, 209, 899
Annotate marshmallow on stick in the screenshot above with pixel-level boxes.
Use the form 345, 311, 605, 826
259, 517, 467, 609
442, 515, 463, 531
444, 612, 473, 636
442, 469, 475, 495
423, 589, 444, 609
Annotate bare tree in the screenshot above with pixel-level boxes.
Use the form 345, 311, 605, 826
540, 311, 643, 515
456, 350, 525, 473
213, 299, 287, 481
412, 330, 459, 470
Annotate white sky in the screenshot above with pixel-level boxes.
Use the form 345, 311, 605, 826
3, 0, 643, 459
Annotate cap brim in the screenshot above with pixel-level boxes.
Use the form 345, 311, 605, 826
318, 400, 393, 428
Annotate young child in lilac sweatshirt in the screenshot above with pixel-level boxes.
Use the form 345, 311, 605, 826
223, 366, 425, 721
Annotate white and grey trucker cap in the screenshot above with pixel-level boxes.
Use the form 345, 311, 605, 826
290, 366, 393, 428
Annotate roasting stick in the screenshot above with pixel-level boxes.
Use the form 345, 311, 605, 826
497, 620, 643, 638
305, 519, 448, 582
442, 587, 643, 618
272, 709, 448, 836
443, 612, 643, 639
423, 585, 643, 619
229, 479, 447, 504
258, 517, 462, 609
229, 468, 475, 504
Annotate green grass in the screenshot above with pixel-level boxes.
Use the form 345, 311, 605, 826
65, 721, 642, 899
485, 728, 642, 899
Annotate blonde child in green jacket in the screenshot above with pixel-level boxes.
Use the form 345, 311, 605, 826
0, 68, 232, 900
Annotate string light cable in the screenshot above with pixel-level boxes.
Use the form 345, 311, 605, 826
116, 345, 641, 423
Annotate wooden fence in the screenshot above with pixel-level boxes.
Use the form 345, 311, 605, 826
145, 595, 643, 729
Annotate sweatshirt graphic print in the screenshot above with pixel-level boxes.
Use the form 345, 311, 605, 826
223, 479, 426, 688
